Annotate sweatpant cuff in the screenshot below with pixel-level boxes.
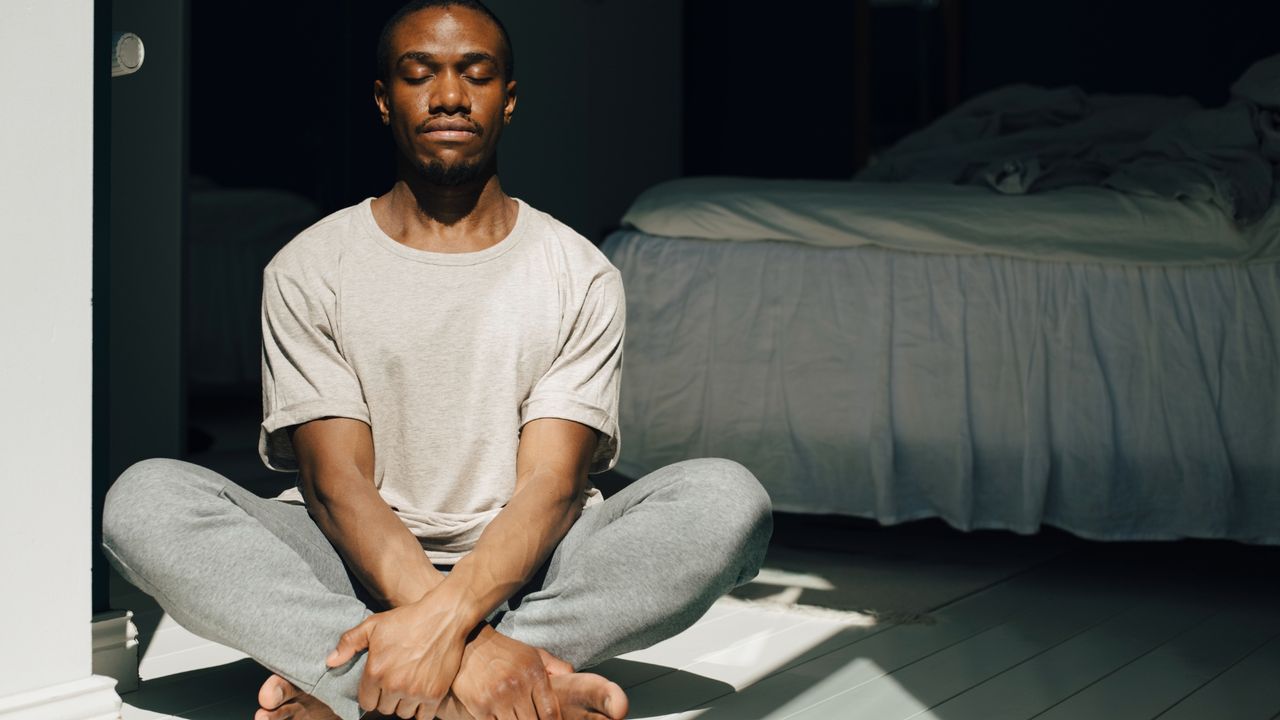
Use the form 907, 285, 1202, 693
308, 658, 364, 720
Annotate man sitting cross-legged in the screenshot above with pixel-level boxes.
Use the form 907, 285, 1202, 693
101, 2, 772, 719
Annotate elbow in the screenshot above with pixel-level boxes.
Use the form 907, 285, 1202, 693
564, 482, 592, 528
566, 493, 587, 525
299, 477, 337, 528
298, 471, 328, 507
298, 469, 363, 521
523, 473, 588, 529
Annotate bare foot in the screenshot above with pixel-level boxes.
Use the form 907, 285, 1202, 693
549, 673, 629, 720
430, 672, 627, 720
255, 673, 340, 720
256, 669, 628, 720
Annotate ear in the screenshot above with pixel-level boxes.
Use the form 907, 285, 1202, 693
503, 79, 518, 125
374, 79, 391, 126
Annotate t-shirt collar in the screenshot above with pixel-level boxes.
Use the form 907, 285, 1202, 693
360, 196, 530, 266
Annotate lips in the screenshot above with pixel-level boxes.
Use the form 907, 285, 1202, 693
419, 117, 481, 136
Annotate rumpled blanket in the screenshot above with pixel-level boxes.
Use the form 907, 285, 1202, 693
859, 55, 1280, 225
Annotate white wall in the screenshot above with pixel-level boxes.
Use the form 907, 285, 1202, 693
0, 0, 96, 699
485, 0, 683, 242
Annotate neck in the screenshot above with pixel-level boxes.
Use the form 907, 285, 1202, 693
373, 155, 517, 253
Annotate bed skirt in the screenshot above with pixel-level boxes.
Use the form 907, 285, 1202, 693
602, 230, 1280, 544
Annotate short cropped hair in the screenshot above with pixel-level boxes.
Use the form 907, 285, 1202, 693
376, 0, 515, 82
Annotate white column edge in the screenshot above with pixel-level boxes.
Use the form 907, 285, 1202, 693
91, 611, 139, 694
0, 675, 121, 720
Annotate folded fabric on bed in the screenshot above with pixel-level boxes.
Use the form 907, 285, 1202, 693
602, 230, 1280, 544
858, 55, 1280, 225
857, 86, 1200, 193
622, 176, 1280, 265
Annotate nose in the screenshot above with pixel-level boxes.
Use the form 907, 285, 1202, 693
429, 69, 470, 115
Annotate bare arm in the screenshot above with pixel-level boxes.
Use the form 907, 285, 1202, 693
431, 417, 598, 630
290, 416, 444, 608
313, 416, 599, 719
291, 415, 593, 616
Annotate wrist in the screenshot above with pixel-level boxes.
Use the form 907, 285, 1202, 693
421, 578, 486, 635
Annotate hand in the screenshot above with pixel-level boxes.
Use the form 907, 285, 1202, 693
327, 590, 471, 719
451, 628, 567, 720
536, 646, 574, 677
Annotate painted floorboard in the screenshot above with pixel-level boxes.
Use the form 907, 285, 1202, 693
1034, 606, 1280, 720
1155, 633, 1280, 720
113, 547, 1280, 720
139, 641, 249, 682
662, 558, 1091, 720
782, 569, 1140, 720
618, 603, 754, 671
918, 593, 1215, 720
623, 614, 865, 718
120, 706, 176, 720
123, 658, 263, 719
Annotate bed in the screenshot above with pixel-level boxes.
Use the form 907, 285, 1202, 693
600, 59, 1280, 544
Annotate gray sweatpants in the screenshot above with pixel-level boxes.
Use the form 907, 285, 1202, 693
101, 457, 772, 720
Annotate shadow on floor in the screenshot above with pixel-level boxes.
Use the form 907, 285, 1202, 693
125, 657, 264, 717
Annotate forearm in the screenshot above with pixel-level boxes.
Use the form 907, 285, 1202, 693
434, 471, 584, 628
302, 469, 445, 608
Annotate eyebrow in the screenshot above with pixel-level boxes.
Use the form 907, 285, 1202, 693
396, 51, 500, 68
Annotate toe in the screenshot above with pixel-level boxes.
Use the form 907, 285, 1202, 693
258, 673, 299, 710
256, 701, 301, 720
601, 681, 628, 719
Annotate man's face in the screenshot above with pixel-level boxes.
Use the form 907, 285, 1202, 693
375, 6, 516, 185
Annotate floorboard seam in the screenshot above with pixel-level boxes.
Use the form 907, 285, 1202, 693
897, 599, 1140, 720
1023, 609, 1222, 720
923, 548, 1079, 615
1149, 627, 1280, 720
665, 617, 906, 717
769, 606, 1032, 720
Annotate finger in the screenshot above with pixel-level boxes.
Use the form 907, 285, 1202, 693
376, 689, 403, 716
420, 696, 447, 720
327, 621, 371, 667
357, 678, 380, 716
394, 698, 419, 719
513, 694, 540, 720
532, 677, 562, 720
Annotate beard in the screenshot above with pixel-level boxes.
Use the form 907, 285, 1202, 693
420, 155, 489, 186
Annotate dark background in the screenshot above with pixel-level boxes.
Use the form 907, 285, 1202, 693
190, 0, 1280, 203
190, 0, 397, 211
684, 0, 1280, 178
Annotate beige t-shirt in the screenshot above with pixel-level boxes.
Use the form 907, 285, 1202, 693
258, 196, 623, 564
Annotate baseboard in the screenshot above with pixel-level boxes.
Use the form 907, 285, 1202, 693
91, 610, 139, 694
0, 675, 121, 720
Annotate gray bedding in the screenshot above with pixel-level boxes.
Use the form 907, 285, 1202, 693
859, 55, 1280, 225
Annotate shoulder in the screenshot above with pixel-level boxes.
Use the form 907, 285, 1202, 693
264, 201, 367, 281
520, 200, 620, 287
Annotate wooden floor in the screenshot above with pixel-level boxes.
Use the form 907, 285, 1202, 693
115, 513, 1280, 720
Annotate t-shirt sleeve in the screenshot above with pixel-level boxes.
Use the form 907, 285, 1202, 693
258, 265, 370, 472
519, 269, 625, 473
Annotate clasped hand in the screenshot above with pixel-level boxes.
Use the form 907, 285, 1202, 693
326, 589, 567, 719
